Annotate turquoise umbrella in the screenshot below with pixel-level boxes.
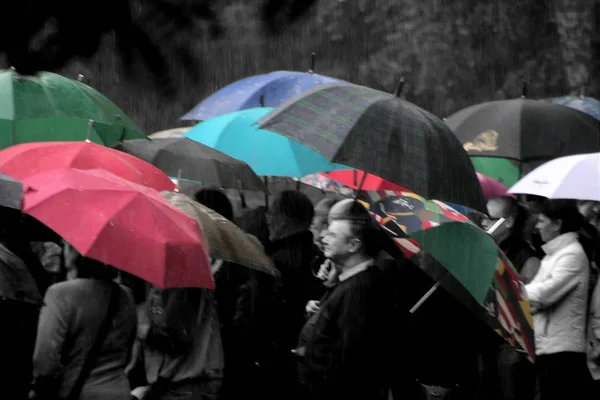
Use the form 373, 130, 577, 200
185, 107, 349, 178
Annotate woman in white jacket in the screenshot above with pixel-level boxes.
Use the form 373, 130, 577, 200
525, 199, 590, 400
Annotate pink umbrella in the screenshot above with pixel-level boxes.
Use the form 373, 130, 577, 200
477, 172, 513, 200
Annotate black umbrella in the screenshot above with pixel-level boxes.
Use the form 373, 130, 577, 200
120, 138, 267, 192
446, 98, 600, 186
258, 83, 486, 212
0, 173, 23, 210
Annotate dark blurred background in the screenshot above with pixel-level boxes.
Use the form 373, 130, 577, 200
2, 0, 598, 134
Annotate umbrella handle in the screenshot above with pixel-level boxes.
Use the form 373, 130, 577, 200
309, 52, 316, 74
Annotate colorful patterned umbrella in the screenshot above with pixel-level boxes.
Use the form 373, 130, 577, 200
357, 190, 535, 361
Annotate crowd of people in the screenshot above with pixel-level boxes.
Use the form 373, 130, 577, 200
4, 187, 600, 400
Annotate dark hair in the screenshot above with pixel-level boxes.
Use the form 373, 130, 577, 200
271, 190, 315, 228
540, 199, 584, 234
489, 195, 527, 233
194, 189, 234, 221
76, 257, 119, 280
330, 199, 382, 258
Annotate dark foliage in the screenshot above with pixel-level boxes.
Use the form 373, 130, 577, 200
0, 0, 319, 95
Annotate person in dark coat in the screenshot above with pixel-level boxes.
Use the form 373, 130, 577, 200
298, 198, 396, 400
264, 190, 323, 399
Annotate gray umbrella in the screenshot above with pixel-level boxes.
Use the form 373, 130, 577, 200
120, 138, 267, 192
0, 173, 23, 210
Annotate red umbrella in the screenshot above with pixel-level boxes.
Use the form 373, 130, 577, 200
477, 172, 512, 201
22, 168, 212, 289
0, 141, 176, 191
321, 170, 409, 191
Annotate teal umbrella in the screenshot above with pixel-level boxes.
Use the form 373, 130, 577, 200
184, 107, 349, 178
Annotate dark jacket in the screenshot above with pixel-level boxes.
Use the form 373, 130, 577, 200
267, 231, 322, 349
300, 263, 396, 400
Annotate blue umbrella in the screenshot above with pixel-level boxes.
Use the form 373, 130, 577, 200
181, 71, 346, 121
184, 107, 349, 178
547, 96, 600, 120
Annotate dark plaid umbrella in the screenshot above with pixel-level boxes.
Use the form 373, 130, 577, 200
120, 138, 267, 192
0, 173, 23, 210
258, 83, 486, 212
446, 98, 600, 186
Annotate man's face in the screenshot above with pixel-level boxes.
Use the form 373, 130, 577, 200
322, 219, 358, 263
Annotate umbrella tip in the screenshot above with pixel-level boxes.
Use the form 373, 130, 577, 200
520, 80, 528, 99
309, 52, 316, 74
393, 77, 406, 97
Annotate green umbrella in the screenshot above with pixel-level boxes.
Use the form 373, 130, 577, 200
0, 70, 145, 148
470, 157, 521, 187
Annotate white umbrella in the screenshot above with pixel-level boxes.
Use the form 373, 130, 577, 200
509, 152, 600, 200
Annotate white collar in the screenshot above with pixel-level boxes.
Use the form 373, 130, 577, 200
339, 259, 374, 282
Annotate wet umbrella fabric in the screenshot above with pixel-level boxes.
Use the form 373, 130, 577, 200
0, 70, 145, 148
120, 138, 267, 192
181, 71, 345, 121
358, 191, 534, 360
185, 107, 349, 178
0, 242, 43, 305
0, 141, 176, 192
0, 173, 23, 209
509, 152, 600, 201
258, 83, 486, 212
477, 172, 510, 201
548, 96, 600, 120
446, 98, 600, 185
21, 168, 212, 289
161, 191, 278, 276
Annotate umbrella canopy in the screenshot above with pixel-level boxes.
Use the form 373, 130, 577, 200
258, 83, 485, 212
120, 138, 267, 192
0, 70, 145, 148
321, 170, 408, 192
477, 172, 510, 201
181, 71, 345, 121
0, 141, 176, 191
161, 191, 277, 276
300, 173, 355, 196
358, 191, 534, 360
149, 127, 191, 139
509, 152, 600, 200
0, 242, 43, 305
547, 96, 600, 120
446, 98, 600, 186
358, 191, 497, 303
0, 173, 23, 209
22, 168, 212, 289
185, 108, 349, 178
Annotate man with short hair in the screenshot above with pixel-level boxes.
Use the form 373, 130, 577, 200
299, 199, 396, 400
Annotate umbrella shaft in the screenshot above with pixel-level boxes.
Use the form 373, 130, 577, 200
410, 278, 444, 314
